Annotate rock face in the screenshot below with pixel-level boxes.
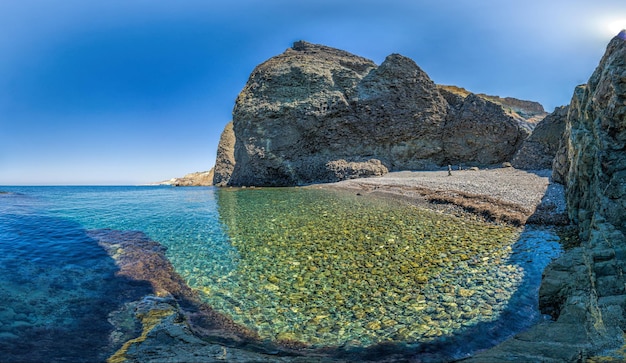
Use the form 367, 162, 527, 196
558, 31, 626, 239
490, 31, 626, 361
160, 170, 214, 186
222, 41, 539, 186
548, 31, 626, 357
440, 90, 530, 165
511, 105, 568, 170
466, 31, 626, 363
212, 121, 236, 186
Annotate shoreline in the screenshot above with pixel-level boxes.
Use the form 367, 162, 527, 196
310, 167, 568, 227
101, 171, 575, 362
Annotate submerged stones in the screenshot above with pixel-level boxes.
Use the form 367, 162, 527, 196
174, 187, 545, 348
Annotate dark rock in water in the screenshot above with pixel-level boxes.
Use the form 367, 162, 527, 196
512, 105, 568, 170
219, 41, 543, 187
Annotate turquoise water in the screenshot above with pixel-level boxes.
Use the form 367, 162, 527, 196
0, 186, 562, 362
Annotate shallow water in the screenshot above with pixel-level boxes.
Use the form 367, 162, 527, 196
0, 186, 561, 361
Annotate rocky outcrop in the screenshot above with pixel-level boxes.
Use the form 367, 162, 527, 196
470, 31, 626, 362
511, 105, 568, 170
160, 170, 214, 186
212, 121, 236, 186
222, 41, 539, 187
542, 30, 626, 359
438, 85, 548, 128
558, 31, 626, 240
558, 33, 626, 345
440, 90, 530, 165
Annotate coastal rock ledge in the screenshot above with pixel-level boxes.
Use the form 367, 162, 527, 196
216, 41, 544, 187
469, 31, 626, 362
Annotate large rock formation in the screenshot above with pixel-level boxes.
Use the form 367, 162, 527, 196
221, 41, 541, 186
212, 121, 236, 186
548, 30, 626, 357
439, 89, 531, 165
474, 31, 626, 362
558, 31, 626, 241
511, 105, 568, 170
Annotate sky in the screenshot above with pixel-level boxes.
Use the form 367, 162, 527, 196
0, 1, 624, 185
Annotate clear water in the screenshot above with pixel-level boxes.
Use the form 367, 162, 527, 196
0, 186, 562, 362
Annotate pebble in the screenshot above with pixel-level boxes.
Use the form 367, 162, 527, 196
193, 187, 528, 347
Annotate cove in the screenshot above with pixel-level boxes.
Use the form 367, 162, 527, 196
169, 187, 562, 357
0, 186, 563, 361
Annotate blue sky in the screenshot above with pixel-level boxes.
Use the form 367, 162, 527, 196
0, 0, 624, 185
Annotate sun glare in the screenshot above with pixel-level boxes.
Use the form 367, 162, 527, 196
608, 19, 626, 37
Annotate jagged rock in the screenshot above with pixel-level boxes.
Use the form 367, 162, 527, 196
438, 85, 547, 130
511, 105, 568, 170
212, 121, 236, 186
562, 31, 626, 238
223, 41, 540, 187
469, 31, 626, 362
441, 91, 530, 165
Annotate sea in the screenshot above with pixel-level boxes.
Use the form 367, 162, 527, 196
0, 186, 563, 362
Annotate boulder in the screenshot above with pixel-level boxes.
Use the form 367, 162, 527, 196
511, 105, 568, 170
324, 158, 388, 182
441, 91, 530, 165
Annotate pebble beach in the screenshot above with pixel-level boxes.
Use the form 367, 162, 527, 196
316, 167, 567, 226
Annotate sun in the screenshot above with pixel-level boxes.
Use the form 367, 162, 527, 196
607, 19, 626, 36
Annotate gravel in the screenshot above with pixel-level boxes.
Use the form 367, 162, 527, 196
316, 167, 567, 225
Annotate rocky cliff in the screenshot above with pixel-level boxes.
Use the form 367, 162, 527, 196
558, 30, 626, 323
439, 89, 531, 165
458, 31, 626, 363
221, 41, 542, 186
212, 121, 236, 186
159, 170, 214, 186
511, 105, 568, 170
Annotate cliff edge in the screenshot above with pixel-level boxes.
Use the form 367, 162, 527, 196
470, 30, 626, 362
